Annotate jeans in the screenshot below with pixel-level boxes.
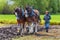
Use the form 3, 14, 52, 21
45, 22, 50, 32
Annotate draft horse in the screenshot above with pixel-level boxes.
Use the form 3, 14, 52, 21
24, 7, 41, 34
14, 7, 25, 36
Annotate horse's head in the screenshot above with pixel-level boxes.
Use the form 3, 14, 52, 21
17, 8, 23, 16
28, 7, 32, 13
19, 8, 22, 15
24, 7, 32, 17
14, 7, 23, 17
24, 10, 28, 17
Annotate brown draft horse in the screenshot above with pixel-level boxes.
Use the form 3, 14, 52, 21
24, 7, 41, 34
33, 9, 41, 33
14, 7, 25, 36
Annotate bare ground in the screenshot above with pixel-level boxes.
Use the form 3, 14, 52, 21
0, 24, 60, 40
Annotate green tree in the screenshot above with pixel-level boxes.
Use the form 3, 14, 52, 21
49, 0, 58, 13
58, 0, 60, 12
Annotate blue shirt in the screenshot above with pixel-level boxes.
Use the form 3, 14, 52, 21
44, 14, 51, 23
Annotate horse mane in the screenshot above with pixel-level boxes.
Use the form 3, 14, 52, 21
33, 9, 39, 15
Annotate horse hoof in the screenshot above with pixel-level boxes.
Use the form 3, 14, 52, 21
30, 32, 34, 34
34, 32, 37, 35
21, 35, 24, 37
17, 33, 20, 36
46, 31, 48, 33
46, 30, 48, 33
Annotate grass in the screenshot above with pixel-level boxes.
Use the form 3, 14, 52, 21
0, 15, 60, 25
0, 15, 16, 24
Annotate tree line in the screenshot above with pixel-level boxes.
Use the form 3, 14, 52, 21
0, 0, 60, 14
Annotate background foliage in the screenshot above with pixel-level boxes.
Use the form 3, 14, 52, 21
0, 0, 60, 14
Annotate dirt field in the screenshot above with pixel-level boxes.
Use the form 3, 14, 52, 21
0, 24, 60, 40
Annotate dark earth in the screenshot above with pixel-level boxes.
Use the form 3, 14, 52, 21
0, 24, 60, 40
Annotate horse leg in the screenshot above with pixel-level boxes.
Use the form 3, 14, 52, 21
22, 23, 26, 35
17, 19, 21, 34
16, 19, 20, 34
32, 16, 37, 34
28, 22, 33, 33
34, 22, 38, 34
28, 22, 34, 34
24, 22, 28, 34
17, 23, 25, 36
26, 23, 29, 33
20, 23, 24, 36
28, 23, 31, 33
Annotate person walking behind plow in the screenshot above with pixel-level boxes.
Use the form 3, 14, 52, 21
43, 11, 51, 32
